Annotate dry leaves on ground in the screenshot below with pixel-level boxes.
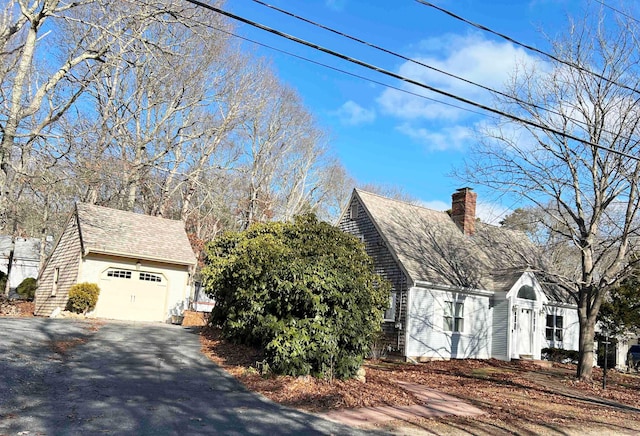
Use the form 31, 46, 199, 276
200, 327, 640, 434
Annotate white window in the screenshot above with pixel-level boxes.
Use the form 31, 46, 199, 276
546, 314, 563, 342
51, 267, 60, 296
350, 202, 359, 220
107, 269, 132, 279
384, 292, 396, 321
139, 272, 162, 283
444, 301, 464, 332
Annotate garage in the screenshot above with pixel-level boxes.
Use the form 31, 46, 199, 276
94, 268, 168, 322
34, 203, 197, 322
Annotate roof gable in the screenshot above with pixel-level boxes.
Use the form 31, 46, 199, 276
353, 189, 540, 293
76, 204, 196, 266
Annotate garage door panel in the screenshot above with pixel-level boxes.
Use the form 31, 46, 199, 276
95, 269, 168, 322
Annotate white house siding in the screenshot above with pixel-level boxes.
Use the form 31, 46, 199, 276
491, 295, 510, 360
543, 304, 579, 352
407, 287, 492, 360
81, 254, 191, 322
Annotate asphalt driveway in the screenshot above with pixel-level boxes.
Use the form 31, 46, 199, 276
0, 318, 383, 435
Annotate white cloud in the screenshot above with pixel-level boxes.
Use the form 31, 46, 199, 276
377, 32, 541, 122
476, 201, 512, 225
397, 123, 472, 151
332, 100, 376, 125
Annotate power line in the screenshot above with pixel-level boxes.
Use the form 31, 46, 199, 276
415, 0, 640, 97
188, 18, 492, 119
250, 0, 640, 157
182, 0, 640, 162
590, 0, 640, 24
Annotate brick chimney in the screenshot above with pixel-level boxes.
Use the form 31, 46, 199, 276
451, 187, 477, 236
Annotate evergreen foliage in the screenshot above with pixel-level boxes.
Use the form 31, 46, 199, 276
16, 277, 37, 300
66, 283, 101, 314
202, 214, 390, 379
598, 272, 640, 336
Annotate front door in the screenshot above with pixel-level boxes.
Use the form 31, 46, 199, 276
518, 308, 533, 356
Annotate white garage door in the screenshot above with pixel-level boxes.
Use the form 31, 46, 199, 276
94, 268, 168, 322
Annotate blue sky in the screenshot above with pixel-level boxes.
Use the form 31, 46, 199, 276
224, 0, 612, 223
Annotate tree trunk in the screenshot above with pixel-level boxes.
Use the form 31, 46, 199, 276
576, 305, 596, 380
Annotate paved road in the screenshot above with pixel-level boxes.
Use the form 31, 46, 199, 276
0, 318, 384, 435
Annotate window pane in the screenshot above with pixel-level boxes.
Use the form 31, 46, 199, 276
444, 316, 453, 331
555, 328, 563, 341
445, 301, 453, 315
455, 302, 464, 317
546, 315, 554, 328
455, 318, 464, 332
556, 316, 563, 329
546, 327, 553, 341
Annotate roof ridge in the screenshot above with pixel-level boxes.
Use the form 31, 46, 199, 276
77, 203, 184, 224
355, 188, 450, 215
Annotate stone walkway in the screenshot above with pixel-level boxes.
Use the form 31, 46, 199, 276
320, 381, 484, 427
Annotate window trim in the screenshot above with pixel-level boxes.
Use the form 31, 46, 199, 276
107, 269, 132, 279
383, 291, 396, 322
444, 300, 464, 333
546, 313, 564, 343
51, 267, 60, 297
139, 272, 162, 283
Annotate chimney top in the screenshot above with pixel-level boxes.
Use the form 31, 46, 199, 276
451, 187, 477, 236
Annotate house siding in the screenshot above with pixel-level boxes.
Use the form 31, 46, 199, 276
407, 287, 491, 360
543, 304, 579, 352
338, 195, 408, 352
491, 295, 510, 360
34, 215, 82, 316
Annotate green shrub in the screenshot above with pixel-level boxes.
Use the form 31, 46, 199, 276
202, 214, 390, 379
16, 277, 37, 301
66, 282, 100, 314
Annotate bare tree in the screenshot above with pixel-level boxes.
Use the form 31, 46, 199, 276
463, 12, 640, 380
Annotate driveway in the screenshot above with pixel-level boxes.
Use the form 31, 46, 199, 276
0, 318, 384, 435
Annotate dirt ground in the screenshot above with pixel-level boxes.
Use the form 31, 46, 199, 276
201, 328, 640, 435
0, 298, 34, 317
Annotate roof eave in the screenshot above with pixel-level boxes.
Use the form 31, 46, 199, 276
413, 279, 494, 297
84, 247, 196, 267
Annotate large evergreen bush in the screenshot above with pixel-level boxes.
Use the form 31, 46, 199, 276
16, 277, 37, 300
202, 214, 390, 379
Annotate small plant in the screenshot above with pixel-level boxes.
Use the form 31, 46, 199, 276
66, 282, 100, 314
16, 277, 37, 301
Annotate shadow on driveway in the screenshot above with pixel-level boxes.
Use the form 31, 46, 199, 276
0, 318, 384, 435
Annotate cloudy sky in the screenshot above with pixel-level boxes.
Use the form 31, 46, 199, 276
225, 0, 625, 223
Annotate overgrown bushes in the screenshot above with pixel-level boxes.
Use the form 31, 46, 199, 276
16, 277, 37, 300
202, 214, 390, 379
66, 282, 100, 314
541, 347, 579, 363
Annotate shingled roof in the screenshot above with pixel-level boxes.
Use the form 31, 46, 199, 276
76, 203, 197, 266
353, 189, 541, 293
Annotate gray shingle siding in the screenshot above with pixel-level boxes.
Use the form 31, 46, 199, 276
34, 214, 82, 317
338, 195, 409, 353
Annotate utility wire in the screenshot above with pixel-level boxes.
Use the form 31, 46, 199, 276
188, 17, 491, 119
415, 0, 640, 96
182, 0, 640, 162
590, 0, 640, 24
251, 0, 640, 155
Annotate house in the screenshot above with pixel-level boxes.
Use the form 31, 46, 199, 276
34, 204, 197, 322
0, 236, 41, 290
338, 188, 580, 361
